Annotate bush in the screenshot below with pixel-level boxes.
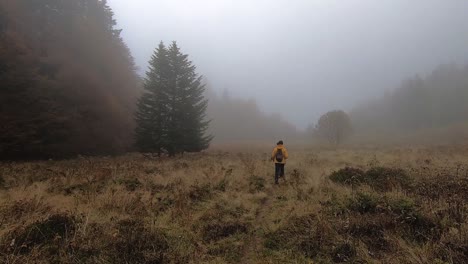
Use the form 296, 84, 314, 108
3, 214, 76, 255
331, 242, 356, 263
365, 167, 412, 191
329, 167, 365, 186
387, 198, 440, 242
346, 216, 392, 254
202, 221, 248, 242
346, 192, 379, 213
433, 233, 468, 264
323, 192, 441, 247
413, 175, 468, 201
329, 167, 412, 191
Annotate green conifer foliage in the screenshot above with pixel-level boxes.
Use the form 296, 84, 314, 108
135, 42, 212, 155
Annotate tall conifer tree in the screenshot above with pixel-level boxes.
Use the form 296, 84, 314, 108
167, 42, 212, 154
135, 42, 170, 154
135, 41, 212, 155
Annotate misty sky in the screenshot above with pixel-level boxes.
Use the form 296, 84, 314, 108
108, 0, 468, 128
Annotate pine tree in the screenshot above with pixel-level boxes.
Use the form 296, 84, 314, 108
135, 42, 170, 154
167, 42, 212, 154
135, 41, 212, 156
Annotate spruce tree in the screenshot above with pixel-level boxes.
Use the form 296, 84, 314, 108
135, 42, 170, 154
167, 42, 212, 154
135, 41, 212, 155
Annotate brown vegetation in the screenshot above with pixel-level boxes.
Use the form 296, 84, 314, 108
0, 146, 467, 263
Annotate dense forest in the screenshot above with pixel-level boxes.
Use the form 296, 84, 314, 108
351, 64, 468, 143
0, 0, 138, 159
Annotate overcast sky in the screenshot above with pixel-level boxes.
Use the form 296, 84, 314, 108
107, 0, 468, 128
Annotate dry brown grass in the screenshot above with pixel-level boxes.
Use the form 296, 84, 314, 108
0, 146, 467, 263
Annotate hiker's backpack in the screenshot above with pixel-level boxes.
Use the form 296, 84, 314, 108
275, 148, 284, 162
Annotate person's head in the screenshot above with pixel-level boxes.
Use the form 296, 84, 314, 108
277, 140, 284, 145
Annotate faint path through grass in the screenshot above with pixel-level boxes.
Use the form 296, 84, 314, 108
243, 182, 285, 262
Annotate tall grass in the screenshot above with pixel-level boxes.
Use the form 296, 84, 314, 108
0, 146, 467, 263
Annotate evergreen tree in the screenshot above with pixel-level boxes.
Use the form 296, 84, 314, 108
135, 42, 212, 155
135, 42, 170, 154
167, 42, 212, 154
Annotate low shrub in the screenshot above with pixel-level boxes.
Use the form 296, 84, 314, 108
331, 241, 356, 263
346, 192, 379, 214
413, 175, 468, 201
324, 193, 441, 245
329, 167, 412, 191
202, 221, 248, 242
433, 233, 468, 264
3, 213, 76, 255
329, 167, 365, 186
346, 216, 392, 254
365, 167, 412, 191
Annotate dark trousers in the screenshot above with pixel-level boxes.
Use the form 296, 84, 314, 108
275, 163, 285, 184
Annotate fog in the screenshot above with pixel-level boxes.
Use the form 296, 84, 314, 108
108, 0, 468, 128
2, 0, 468, 159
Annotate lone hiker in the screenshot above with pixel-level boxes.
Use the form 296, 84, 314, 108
271, 140, 289, 184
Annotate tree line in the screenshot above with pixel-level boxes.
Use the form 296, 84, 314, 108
0, 0, 138, 159
312, 64, 468, 145
0, 0, 212, 159
205, 90, 299, 144
351, 64, 468, 140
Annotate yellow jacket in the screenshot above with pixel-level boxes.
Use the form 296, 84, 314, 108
271, 145, 289, 164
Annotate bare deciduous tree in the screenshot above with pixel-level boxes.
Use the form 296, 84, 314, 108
316, 110, 352, 145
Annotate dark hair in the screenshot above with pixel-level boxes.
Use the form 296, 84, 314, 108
277, 140, 284, 145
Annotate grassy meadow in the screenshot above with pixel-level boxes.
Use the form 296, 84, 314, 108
0, 146, 467, 263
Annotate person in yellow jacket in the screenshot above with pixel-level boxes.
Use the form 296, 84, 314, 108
271, 140, 289, 184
